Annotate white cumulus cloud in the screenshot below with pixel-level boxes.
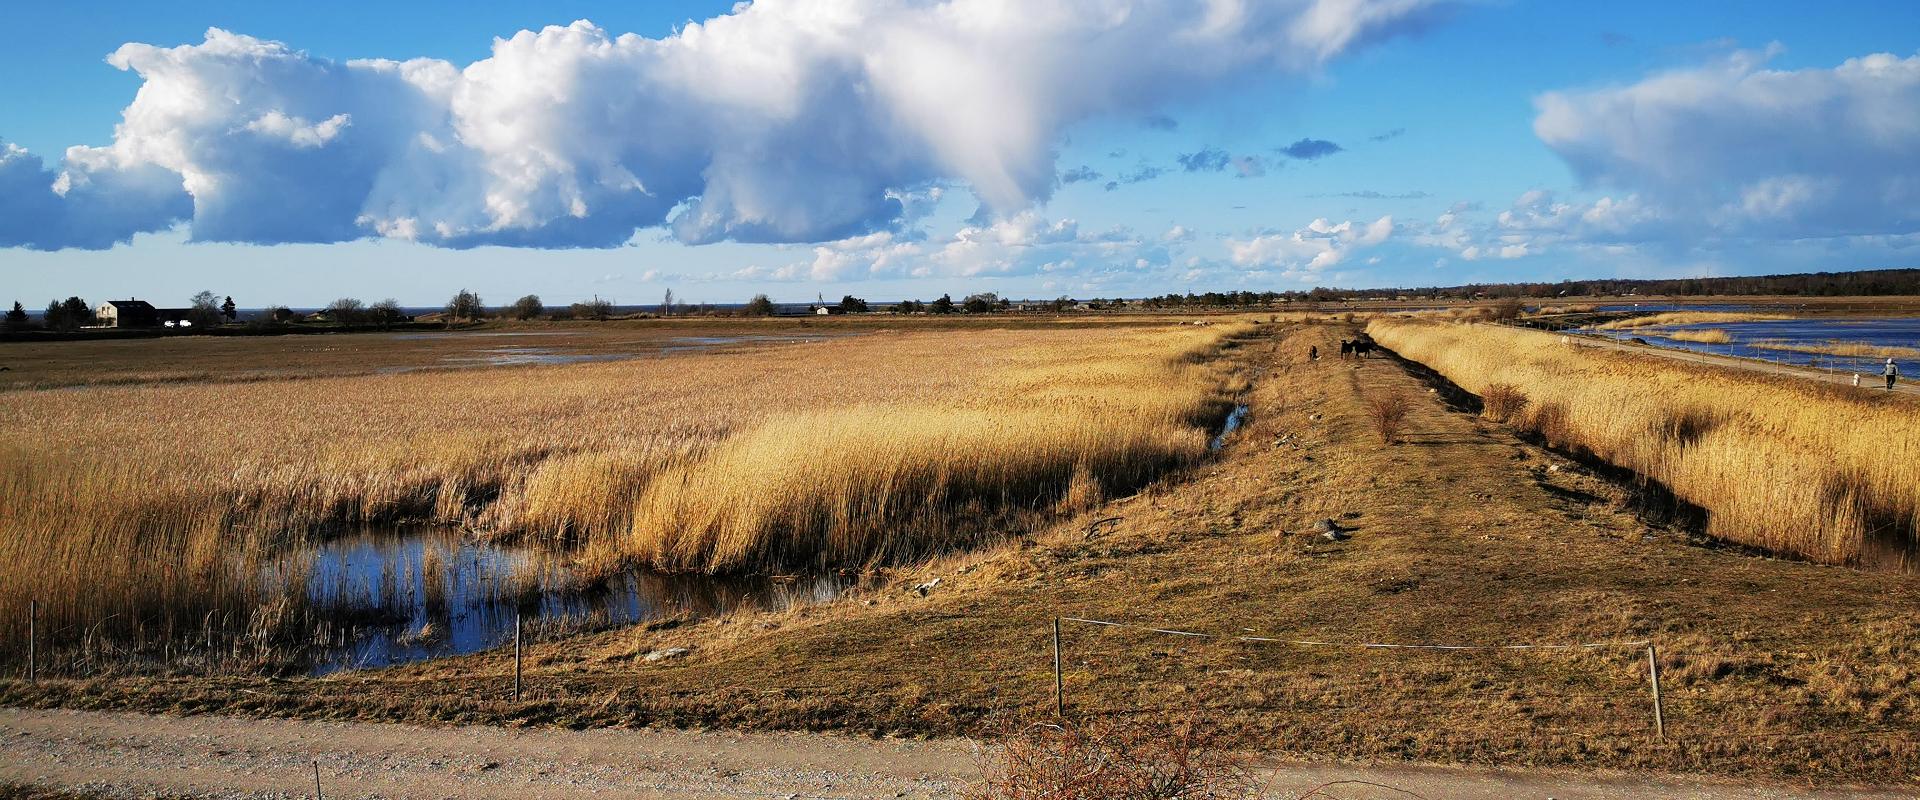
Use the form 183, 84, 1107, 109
2, 0, 1443, 251
1534, 47, 1920, 239
1227, 215, 1392, 279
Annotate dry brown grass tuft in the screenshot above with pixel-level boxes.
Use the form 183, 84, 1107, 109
965, 716, 1258, 800
1479, 383, 1529, 423
1363, 393, 1412, 444
1369, 317, 1920, 566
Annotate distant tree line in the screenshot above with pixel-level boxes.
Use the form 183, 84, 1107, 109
11, 267, 1914, 336
1291, 268, 1920, 302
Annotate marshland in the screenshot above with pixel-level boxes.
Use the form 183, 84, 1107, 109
0, 317, 1254, 673
13, 312, 1920, 784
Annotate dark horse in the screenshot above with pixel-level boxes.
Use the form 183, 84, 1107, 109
1338, 339, 1354, 358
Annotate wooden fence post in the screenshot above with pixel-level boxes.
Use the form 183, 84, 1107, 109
1646, 644, 1665, 742
27, 599, 37, 684
513, 609, 524, 702
1052, 618, 1064, 717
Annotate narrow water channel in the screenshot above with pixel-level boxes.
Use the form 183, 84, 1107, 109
1209, 404, 1250, 451
263, 402, 1254, 674
278, 529, 860, 675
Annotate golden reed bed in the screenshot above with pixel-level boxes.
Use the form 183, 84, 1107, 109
1368, 318, 1919, 568
0, 323, 1248, 661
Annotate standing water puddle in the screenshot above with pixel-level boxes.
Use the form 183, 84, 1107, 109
276, 529, 859, 675
1209, 404, 1251, 451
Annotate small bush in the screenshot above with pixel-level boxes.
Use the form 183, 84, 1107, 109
1481, 383, 1529, 423
1364, 393, 1412, 444
965, 717, 1258, 800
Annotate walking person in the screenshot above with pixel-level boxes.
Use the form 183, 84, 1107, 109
1852, 372, 1861, 388
1886, 358, 1900, 391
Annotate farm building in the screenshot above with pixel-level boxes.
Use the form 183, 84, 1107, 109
95, 299, 157, 328
95, 299, 194, 328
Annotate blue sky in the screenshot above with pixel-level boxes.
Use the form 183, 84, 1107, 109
2, 0, 1917, 306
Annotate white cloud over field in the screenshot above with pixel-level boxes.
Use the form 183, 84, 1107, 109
0, 0, 1443, 251
1532, 47, 1920, 242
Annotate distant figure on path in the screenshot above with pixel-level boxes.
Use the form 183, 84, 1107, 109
1310, 345, 1319, 361
1853, 372, 1861, 388
1886, 359, 1900, 390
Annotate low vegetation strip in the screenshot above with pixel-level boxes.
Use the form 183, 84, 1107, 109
1750, 338, 1920, 360
1592, 311, 1791, 330
0, 322, 1248, 670
1662, 328, 1732, 344
1367, 317, 1920, 567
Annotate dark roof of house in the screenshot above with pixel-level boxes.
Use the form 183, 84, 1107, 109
105, 299, 156, 312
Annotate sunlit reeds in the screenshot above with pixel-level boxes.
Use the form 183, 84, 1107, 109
1593, 311, 1790, 330
0, 324, 1245, 670
1750, 339, 1920, 360
1663, 328, 1733, 344
1368, 318, 1920, 568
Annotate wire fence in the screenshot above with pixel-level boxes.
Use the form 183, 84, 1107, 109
9, 602, 1917, 750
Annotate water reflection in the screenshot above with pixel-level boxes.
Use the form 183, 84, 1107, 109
1584, 317, 1920, 379
276, 529, 859, 675
1209, 404, 1250, 451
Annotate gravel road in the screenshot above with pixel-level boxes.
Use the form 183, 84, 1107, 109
3, 709, 1912, 799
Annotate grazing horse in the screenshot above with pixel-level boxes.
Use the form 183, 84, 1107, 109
1352, 340, 1375, 358
1338, 339, 1354, 359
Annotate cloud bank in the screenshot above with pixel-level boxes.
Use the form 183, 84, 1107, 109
1534, 47, 1920, 240
1, 0, 1444, 251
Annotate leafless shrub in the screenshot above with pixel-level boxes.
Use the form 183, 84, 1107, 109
965, 716, 1260, 800
1365, 393, 1413, 444
1480, 383, 1529, 423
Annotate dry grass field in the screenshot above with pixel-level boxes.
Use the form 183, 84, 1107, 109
1367, 317, 1920, 568
11, 322, 1918, 782
0, 319, 1250, 667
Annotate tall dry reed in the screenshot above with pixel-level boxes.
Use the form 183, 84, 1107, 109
0, 324, 1247, 669
1593, 312, 1789, 330
1368, 318, 1920, 568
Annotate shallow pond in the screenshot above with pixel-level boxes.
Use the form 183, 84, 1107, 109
278, 529, 859, 675
1584, 317, 1920, 380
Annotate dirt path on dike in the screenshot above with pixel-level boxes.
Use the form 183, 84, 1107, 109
3, 708, 1912, 800
1570, 334, 1919, 396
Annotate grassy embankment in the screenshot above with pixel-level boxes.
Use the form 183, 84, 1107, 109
12, 323, 1919, 781
1368, 317, 1920, 567
0, 322, 1250, 670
